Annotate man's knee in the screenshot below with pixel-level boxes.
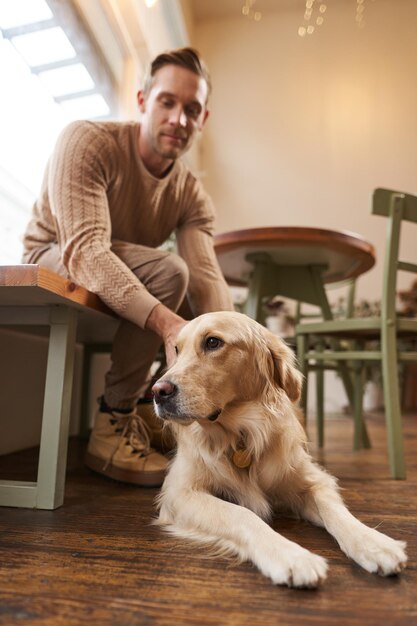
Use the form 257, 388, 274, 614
129, 249, 189, 310
154, 252, 189, 310
163, 252, 189, 293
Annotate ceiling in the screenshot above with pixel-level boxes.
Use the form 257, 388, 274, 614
188, 0, 313, 22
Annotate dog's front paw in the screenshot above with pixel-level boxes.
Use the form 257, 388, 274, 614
260, 543, 328, 589
342, 528, 407, 576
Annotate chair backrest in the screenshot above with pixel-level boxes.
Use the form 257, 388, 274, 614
373, 188, 417, 224
372, 188, 417, 322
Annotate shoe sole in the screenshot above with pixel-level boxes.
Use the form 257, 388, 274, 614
84, 452, 165, 487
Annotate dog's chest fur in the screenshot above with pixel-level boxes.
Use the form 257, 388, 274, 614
173, 425, 300, 520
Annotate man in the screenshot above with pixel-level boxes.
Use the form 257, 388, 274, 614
22, 48, 233, 487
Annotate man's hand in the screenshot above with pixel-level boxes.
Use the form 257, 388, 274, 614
145, 303, 187, 367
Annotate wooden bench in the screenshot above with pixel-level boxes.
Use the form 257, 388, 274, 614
0, 265, 119, 510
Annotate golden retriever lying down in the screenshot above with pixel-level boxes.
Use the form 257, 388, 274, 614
152, 311, 407, 588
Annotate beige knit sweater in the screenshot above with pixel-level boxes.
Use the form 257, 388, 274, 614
23, 120, 233, 327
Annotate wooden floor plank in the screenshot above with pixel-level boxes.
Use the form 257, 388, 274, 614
0, 412, 416, 626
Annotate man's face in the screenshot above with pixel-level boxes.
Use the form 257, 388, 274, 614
137, 64, 209, 169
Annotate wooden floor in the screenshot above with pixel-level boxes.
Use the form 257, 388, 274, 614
0, 412, 416, 626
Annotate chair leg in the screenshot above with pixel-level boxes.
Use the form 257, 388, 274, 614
351, 342, 371, 450
315, 345, 324, 448
352, 361, 371, 450
382, 327, 406, 479
316, 368, 324, 447
296, 333, 309, 423
336, 361, 356, 414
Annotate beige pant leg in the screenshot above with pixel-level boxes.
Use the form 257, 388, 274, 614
32, 241, 190, 409
105, 241, 189, 408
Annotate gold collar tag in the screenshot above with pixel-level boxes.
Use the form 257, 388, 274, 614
232, 448, 252, 469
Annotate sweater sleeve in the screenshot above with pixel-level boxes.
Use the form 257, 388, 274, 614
48, 121, 160, 328
175, 179, 234, 314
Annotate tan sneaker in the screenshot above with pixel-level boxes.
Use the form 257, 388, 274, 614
85, 407, 168, 487
136, 400, 176, 454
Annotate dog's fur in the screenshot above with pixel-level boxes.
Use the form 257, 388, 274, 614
152, 311, 407, 588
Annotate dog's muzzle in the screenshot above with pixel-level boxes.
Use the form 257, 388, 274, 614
152, 380, 222, 422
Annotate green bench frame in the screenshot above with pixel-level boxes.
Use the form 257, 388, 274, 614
0, 265, 117, 509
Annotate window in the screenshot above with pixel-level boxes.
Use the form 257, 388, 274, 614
0, 0, 117, 264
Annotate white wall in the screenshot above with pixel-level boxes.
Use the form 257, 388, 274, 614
194, 0, 417, 304
0, 330, 83, 455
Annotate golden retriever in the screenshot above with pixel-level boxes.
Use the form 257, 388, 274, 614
152, 311, 407, 588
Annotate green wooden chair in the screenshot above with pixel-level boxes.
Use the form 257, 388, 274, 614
295, 278, 366, 449
296, 188, 417, 479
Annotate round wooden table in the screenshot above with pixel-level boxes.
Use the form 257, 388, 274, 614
214, 226, 376, 321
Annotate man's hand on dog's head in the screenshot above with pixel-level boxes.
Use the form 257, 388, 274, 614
145, 303, 187, 367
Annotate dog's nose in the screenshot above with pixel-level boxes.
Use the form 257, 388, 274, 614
152, 380, 178, 404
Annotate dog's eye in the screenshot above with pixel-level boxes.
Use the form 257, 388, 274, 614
175, 345, 178, 355
204, 336, 224, 351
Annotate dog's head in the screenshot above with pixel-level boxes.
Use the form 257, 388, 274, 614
152, 311, 302, 425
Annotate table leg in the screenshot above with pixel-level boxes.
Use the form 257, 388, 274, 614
243, 254, 358, 423
244, 253, 272, 324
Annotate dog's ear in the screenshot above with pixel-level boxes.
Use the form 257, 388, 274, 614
264, 329, 303, 402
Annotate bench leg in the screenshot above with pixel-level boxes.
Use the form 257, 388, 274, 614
36, 307, 77, 509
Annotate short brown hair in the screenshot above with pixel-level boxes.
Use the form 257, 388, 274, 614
142, 47, 211, 100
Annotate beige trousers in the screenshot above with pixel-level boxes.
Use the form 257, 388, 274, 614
31, 241, 189, 409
